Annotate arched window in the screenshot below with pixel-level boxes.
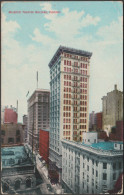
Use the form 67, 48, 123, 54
2, 182, 9, 193
26, 178, 31, 188
15, 180, 21, 190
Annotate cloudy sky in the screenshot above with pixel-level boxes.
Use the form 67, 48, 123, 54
1, 1, 123, 122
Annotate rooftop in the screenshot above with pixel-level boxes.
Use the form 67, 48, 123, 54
82, 142, 114, 151
28, 88, 50, 102
40, 129, 49, 132
1, 146, 33, 167
62, 139, 123, 156
48, 45, 92, 68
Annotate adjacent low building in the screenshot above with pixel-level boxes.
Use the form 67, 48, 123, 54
61, 132, 123, 194
1, 146, 36, 194
1, 145, 42, 194
1, 123, 24, 146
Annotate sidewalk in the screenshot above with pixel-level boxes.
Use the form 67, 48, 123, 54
36, 159, 63, 194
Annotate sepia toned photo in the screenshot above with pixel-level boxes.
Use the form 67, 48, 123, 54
1, 1, 123, 194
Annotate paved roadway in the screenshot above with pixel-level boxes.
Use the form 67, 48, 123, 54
37, 164, 54, 194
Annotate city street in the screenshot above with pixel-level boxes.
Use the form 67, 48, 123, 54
36, 160, 63, 194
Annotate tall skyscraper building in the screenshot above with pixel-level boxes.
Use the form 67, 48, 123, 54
27, 89, 50, 151
89, 111, 97, 130
102, 85, 123, 132
48, 46, 92, 181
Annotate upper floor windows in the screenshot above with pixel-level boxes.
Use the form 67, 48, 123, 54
64, 67, 71, 72
80, 63, 87, 69
103, 173, 107, 180
103, 163, 107, 169
64, 60, 71, 66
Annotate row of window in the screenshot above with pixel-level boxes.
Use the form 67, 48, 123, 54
63, 100, 71, 105
74, 131, 83, 136
64, 87, 71, 92
63, 106, 71, 111
2, 178, 32, 193
63, 131, 71, 136
63, 118, 71, 123
73, 106, 87, 112
63, 112, 71, 117
80, 63, 88, 69
63, 125, 71, 129
63, 87, 87, 94
64, 82, 87, 88
63, 53, 88, 61
64, 75, 87, 83
64, 93, 72, 98
64, 60, 71, 66
64, 75, 72, 80
1, 130, 20, 136
64, 67, 88, 75
64, 67, 71, 72
73, 113, 87, 117
2, 137, 20, 144
73, 125, 86, 130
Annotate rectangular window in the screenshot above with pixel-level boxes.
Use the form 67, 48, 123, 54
16, 130, 20, 136
103, 163, 107, 169
16, 137, 20, 143
8, 138, 14, 144
113, 173, 116, 180
119, 162, 122, 169
92, 168, 94, 175
1, 130, 5, 136
96, 170, 98, 177
113, 163, 116, 170
103, 173, 107, 180
1, 138, 4, 144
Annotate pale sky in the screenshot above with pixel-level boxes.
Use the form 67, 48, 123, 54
1, 1, 123, 122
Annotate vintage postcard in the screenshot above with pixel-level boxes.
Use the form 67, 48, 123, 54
1, 1, 123, 194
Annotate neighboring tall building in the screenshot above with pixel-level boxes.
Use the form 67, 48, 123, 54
89, 111, 97, 130
48, 46, 92, 181
102, 85, 123, 132
2, 106, 18, 124
23, 114, 28, 142
96, 112, 102, 130
39, 129, 49, 164
62, 132, 123, 194
27, 89, 50, 151
1, 123, 24, 146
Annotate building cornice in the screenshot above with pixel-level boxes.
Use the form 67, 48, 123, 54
61, 139, 123, 157
48, 46, 92, 68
